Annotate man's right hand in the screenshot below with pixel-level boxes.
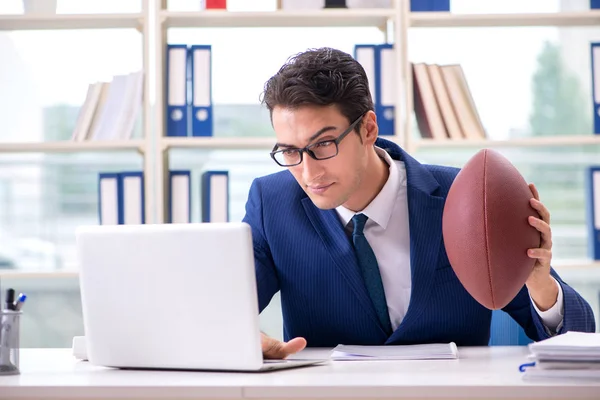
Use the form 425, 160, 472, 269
261, 332, 307, 359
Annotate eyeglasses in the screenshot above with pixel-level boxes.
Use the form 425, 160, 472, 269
270, 114, 365, 167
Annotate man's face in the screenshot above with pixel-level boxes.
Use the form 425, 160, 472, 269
271, 105, 368, 210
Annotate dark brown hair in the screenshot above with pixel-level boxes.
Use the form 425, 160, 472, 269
261, 47, 374, 133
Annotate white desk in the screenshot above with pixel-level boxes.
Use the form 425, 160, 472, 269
0, 347, 598, 400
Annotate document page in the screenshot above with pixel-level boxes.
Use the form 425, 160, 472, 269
521, 332, 600, 380
331, 343, 458, 360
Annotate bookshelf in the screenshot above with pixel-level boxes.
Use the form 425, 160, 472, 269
153, 2, 600, 224
0, 1, 598, 268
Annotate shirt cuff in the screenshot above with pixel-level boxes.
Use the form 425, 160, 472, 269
530, 277, 564, 335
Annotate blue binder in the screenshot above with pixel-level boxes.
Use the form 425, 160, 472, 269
166, 44, 189, 137
592, 42, 600, 135
488, 310, 532, 346
592, 0, 600, 9
190, 45, 213, 137
98, 173, 121, 225
375, 43, 395, 136
201, 171, 229, 223
433, 0, 450, 11
353, 43, 394, 136
354, 44, 377, 106
586, 166, 600, 260
120, 171, 145, 224
98, 171, 145, 225
168, 170, 192, 223
410, 0, 431, 11
411, 0, 449, 11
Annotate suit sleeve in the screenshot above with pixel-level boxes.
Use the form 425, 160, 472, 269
502, 267, 596, 341
242, 179, 280, 314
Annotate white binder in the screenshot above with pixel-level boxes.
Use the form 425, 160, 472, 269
121, 172, 145, 225
169, 170, 191, 223
201, 171, 229, 223
98, 173, 119, 225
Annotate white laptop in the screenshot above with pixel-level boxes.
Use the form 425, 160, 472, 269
76, 222, 327, 372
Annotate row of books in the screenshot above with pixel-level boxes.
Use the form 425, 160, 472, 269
98, 170, 229, 225
71, 71, 143, 142
352, 43, 486, 139
413, 62, 486, 140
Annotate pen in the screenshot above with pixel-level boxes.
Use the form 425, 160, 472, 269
519, 362, 536, 372
5, 289, 15, 311
13, 294, 26, 312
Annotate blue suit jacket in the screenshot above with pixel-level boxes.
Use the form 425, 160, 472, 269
242, 138, 596, 347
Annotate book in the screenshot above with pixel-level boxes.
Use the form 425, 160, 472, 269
331, 343, 458, 361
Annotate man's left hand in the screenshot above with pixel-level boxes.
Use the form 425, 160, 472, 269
525, 183, 559, 311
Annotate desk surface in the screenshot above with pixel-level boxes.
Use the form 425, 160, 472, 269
0, 347, 598, 400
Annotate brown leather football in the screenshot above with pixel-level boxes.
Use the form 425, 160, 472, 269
442, 149, 541, 310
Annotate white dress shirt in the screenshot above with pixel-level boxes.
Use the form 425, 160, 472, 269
336, 146, 564, 333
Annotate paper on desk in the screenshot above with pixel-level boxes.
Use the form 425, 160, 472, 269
331, 343, 458, 361
528, 331, 600, 358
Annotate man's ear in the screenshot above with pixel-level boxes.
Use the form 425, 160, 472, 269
362, 110, 378, 145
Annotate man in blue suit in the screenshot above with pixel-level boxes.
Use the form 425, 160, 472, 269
242, 47, 596, 359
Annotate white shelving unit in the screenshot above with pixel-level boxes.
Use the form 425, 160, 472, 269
0, 13, 144, 31
161, 9, 395, 28
1, 1, 599, 270
0, 140, 145, 153
161, 137, 276, 151
410, 10, 600, 28
404, 8, 600, 153
153, 2, 600, 214
0, 4, 154, 222
413, 135, 600, 150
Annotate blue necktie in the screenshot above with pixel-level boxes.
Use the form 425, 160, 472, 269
351, 213, 393, 335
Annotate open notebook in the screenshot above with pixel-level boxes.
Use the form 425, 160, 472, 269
331, 343, 459, 361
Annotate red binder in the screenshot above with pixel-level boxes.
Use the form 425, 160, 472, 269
206, 0, 226, 9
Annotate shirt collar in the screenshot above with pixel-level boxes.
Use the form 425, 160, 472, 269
336, 146, 403, 230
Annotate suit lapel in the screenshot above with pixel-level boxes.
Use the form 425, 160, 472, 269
301, 198, 385, 333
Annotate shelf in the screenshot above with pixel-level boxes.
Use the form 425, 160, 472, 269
0, 271, 78, 279
553, 261, 600, 270
161, 9, 395, 29
161, 137, 275, 150
410, 11, 600, 28
0, 140, 145, 153
412, 135, 600, 150
0, 13, 144, 31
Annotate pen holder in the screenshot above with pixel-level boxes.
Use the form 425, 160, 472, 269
0, 310, 22, 375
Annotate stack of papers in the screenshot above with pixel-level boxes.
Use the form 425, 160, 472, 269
331, 343, 458, 361
521, 331, 600, 380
